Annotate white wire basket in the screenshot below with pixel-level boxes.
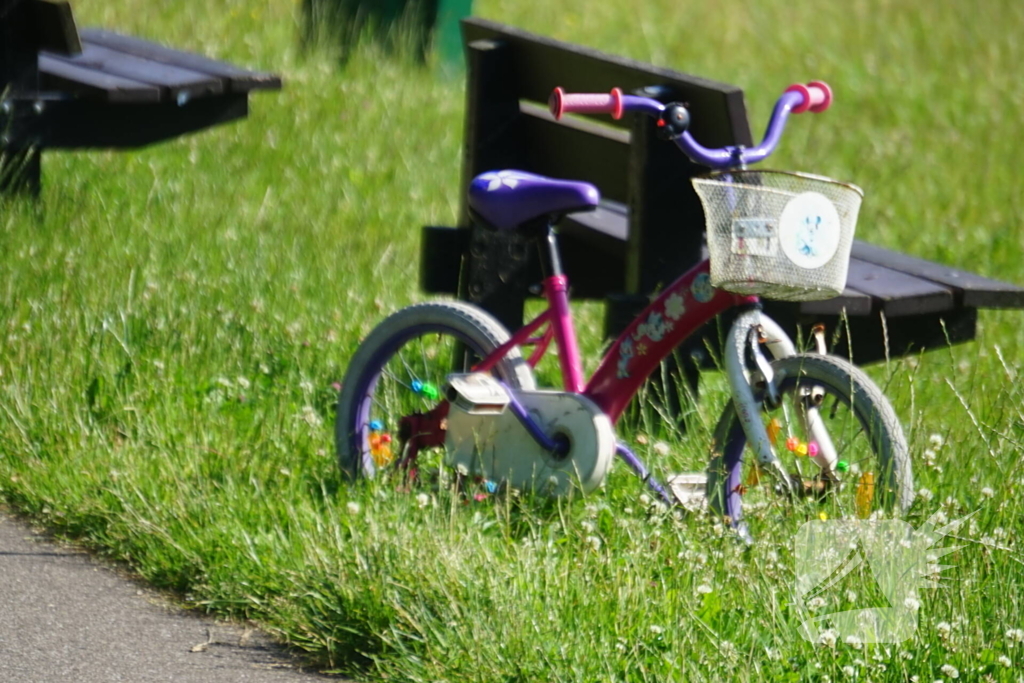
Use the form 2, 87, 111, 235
691, 170, 863, 301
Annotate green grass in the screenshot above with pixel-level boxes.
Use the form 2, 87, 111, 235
2, 0, 1024, 680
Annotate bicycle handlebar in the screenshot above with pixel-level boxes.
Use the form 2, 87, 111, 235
785, 81, 832, 113
548, 81, 833, 169
550, 87, 625, 120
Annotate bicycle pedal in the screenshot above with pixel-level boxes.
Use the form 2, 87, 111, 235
666, 472, 707, 509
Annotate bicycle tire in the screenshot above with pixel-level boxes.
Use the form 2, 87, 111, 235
336, 301, 536, 480
706, 353, 913, 538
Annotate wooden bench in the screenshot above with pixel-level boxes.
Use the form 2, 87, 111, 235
0, 0, 281, 194
420, 18, 1024, 367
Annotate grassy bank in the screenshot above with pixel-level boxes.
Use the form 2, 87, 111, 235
2, 0, 1024, 679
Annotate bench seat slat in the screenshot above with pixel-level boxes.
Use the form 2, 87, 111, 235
560, 201, 630, 255
796, 285, 874, 317
38, 54, 160, 103
851, 241, 1024, 309
42, 43, 224, 100
80, 28, 283, 92
842, 259, 954, 317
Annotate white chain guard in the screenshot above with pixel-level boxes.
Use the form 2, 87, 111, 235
445, 389, 616, 496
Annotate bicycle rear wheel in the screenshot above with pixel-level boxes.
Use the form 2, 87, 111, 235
336, 301, 536, 480
706, 353, 913, 539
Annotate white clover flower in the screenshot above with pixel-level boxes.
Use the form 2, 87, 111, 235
346, 501, 361, 515
236, 376, 251, 390
652, 441, 671, 456
900, 650, 914, 660
300, 406, 323, 427
936, 621, 952, 638
580, 520, 596, 534
998, 655, 1011, 667
649, 624, 664, 635
929, 433, 945, 449
819, 628, 839, 648
585, 536, 602, 551
994, 527, 1007, 539
918, 487, 934, 502
415, 493, 430, 508
905, 597, 921, 611
215, 376, 233, 388
1006, 628, 1024, 643
845, 634, 863, 650
639, 493, 651, 506
696, 584, 713, 595
846, 590, 858, 602
981, 486, 995, 498
940, 663, 958, 678
808, 596, 827, 610
841, 665, 855, 676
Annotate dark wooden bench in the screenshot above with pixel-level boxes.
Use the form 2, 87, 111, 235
420, 18, 1024, 367
1, 0, 281, 194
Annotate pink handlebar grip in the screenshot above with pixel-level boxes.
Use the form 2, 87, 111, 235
785, 81, 833, 113
549, 87, 625, 121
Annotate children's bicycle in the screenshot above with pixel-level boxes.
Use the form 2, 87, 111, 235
336, 81, 914, 540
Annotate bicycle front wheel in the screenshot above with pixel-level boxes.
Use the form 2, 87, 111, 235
706, 353, 913, 538
336, 301, 536, 480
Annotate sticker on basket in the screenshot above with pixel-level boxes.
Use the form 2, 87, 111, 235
730, 218, 777, 256
779, 191, 842, 270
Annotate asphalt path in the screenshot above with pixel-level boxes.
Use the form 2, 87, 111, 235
0, 511, 342, 682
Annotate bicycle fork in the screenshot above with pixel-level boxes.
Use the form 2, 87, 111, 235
724, 309, 840, 493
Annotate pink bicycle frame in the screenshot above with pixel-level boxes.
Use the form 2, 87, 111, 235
475, 258, 758, 420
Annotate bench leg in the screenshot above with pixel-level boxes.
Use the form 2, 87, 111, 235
0, 147, 40, 197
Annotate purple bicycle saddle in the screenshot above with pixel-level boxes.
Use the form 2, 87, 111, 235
468, 170, 600, 231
